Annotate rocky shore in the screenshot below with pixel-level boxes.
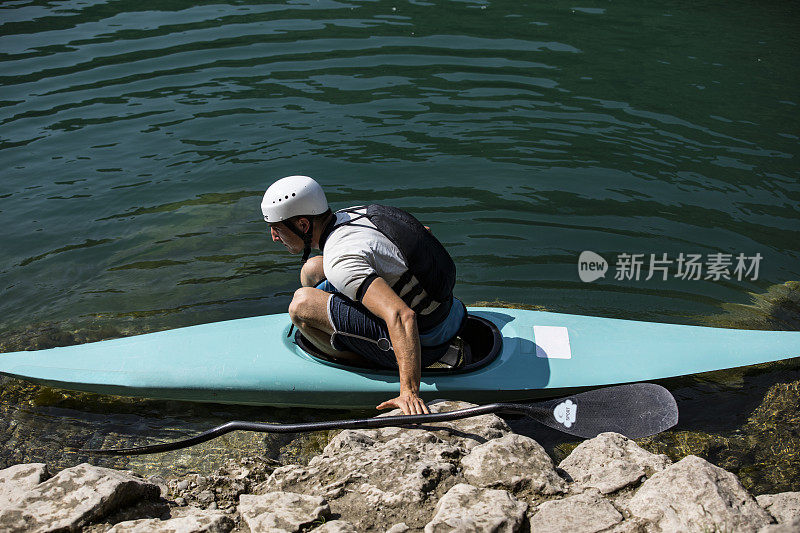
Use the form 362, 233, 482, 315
1, 400, 798, 533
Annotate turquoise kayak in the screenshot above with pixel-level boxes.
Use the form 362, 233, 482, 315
0, 307, 798, 408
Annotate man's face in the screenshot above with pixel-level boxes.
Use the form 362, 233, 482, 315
269, 222, 304, 254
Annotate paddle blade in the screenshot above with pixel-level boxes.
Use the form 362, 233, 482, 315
523, 383, 678, 439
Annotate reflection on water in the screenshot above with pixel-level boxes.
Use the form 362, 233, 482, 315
2, 0, 798, 335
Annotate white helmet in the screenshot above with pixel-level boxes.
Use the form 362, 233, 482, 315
261, 175, 328, 223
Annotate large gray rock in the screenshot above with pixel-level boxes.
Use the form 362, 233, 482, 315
262, 401, 510, 510
757, 492, 800, 524
424, 483, 527, 532
460, 433, 566, 494
0, 463, 49, 509
258, 402, 546, 529
559, 432, 671, 494
0, 463, 159, 533
264, 430, 460, 507
527, 490, 623, 533
239, 492, 330, 532
626, 455, 773, 532
107, 509, 234, 533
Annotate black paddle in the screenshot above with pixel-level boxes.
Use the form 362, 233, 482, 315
80, 383, 677, 456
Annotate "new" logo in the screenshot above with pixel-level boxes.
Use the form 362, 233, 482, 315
578, 251, 608, 282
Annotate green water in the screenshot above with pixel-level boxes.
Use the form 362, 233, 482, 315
1, 0, 799, 489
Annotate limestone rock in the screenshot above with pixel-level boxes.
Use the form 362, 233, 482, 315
146, 475, 169, 498
323, 429, 376, 456
196, 489, 216, 507
758, 517, 800, 533
757, 492, 800, 524
311, 519, 359, 532
262, 401, 510, 503
0, 463, 49, 509
559, 432, 671, 494
0, 463, 159, 533
238, 492, 330, 532
108, 509, 234, 533
626, 455, 772, 532
424, 483, 527, 532
528, 489, 623, 533
460, 433, 566, 494
263, 430, 461, 507
259, 403, 524, 530
385, 523, 410, 533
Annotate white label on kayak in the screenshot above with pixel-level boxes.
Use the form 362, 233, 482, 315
554, 399, 577, 428
533, 326, 572, 359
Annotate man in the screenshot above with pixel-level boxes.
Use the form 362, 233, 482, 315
262, 175, 466, 415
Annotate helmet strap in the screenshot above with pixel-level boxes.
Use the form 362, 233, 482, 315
283, 218, 314, 264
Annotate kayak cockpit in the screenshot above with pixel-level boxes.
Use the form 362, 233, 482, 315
294, 314, 502, 374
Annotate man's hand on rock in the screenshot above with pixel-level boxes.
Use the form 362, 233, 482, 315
377, 390, 429, 415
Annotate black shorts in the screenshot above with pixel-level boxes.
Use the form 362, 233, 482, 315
326, 292, 448, 369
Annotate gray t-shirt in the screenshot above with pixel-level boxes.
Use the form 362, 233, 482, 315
322, 207, 406, 301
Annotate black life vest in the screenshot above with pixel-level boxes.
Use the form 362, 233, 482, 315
319, 204, 457, 330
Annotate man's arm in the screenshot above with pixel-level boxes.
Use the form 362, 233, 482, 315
360, 277, 429, 415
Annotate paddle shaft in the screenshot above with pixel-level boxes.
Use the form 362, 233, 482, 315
81, 383, 678, 455
83, 403, 547, 456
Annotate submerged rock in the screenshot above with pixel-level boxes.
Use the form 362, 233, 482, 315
739, 381, 800, 494
637, 379, 800, 496
626, 455, 772, 532
0, 321, 127, 352
702, 281, 800, 331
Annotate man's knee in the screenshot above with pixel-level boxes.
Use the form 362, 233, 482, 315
300, 256, 325, 287
288, 287, 310, 323
289, 287, 325, 328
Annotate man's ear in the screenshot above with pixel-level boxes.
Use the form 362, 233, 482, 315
297, 217, 311, 233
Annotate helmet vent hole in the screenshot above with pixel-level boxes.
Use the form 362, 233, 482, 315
285, 195, 289, 199
292, 193, 296, 196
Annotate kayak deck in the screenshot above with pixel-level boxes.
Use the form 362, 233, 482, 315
0, 307, 798, 408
